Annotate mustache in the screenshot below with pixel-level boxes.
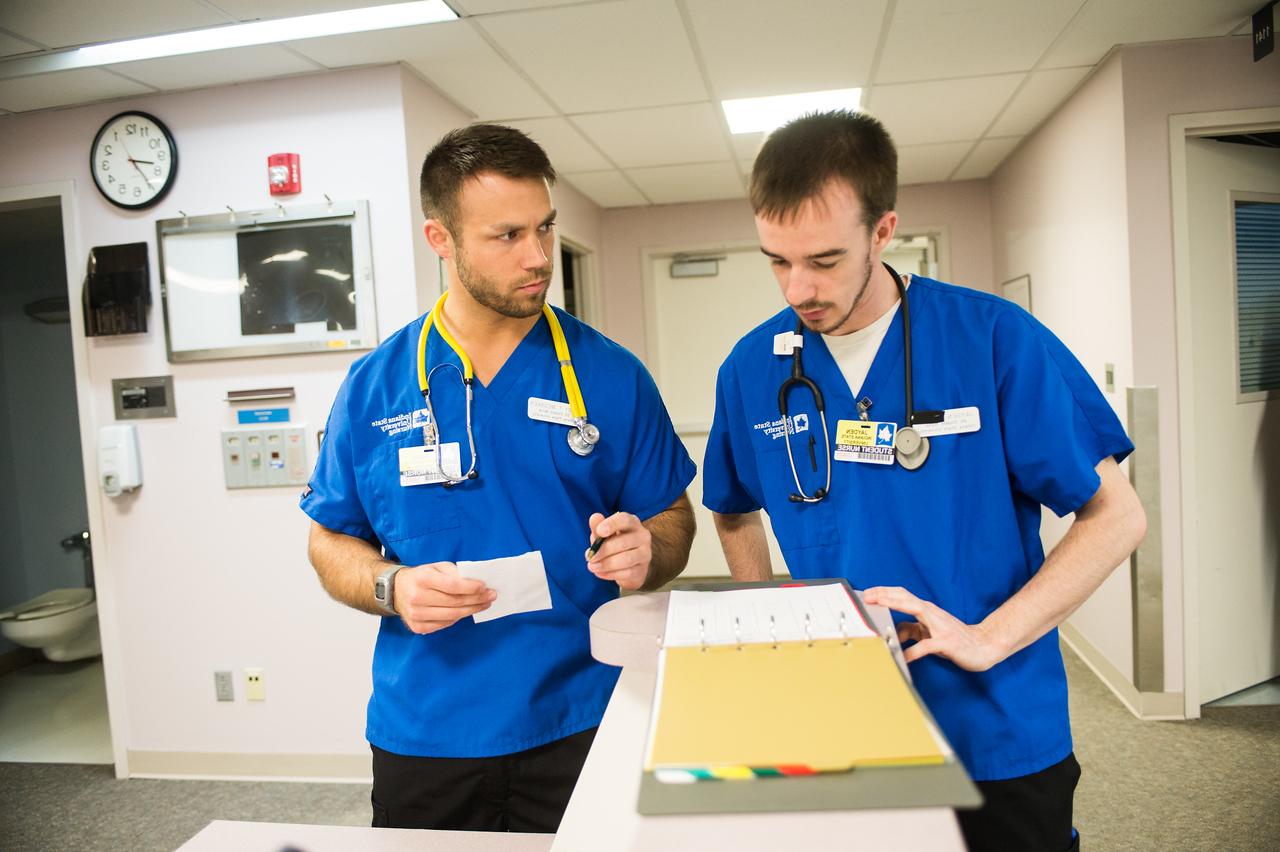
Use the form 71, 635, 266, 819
514, 268, 552, 288
792, 300, 835, 312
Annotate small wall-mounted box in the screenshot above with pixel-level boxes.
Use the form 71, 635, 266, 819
221, 425, 308, 489
112, 375, 175, 419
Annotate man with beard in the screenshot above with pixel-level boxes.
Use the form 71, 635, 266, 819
302, 124, 696, 833
701, 111, 1146, 852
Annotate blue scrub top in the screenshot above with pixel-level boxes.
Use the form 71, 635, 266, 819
302, 306, 695, 758
702, 277, 1133, 782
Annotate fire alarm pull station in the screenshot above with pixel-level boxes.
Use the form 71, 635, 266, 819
267, 153, 301, 195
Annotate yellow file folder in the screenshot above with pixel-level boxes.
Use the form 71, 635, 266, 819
645, 636, 945, 775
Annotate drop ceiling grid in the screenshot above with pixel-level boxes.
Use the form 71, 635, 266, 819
571, 103, 730, 170
106, 45, 321, 92
0, 67, 155, 113
475, 0, 708, 114
682, 0, 888, 99
2, 0, 228, 51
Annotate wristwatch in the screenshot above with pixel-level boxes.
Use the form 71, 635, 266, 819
373, 565, 403, 616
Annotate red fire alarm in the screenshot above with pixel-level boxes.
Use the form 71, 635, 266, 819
267, 153, 301, 195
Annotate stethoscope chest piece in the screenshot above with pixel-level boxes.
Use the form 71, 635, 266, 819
894, 426, 930, 470
567, 420, 600, 457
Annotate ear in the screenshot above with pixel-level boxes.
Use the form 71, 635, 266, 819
424, 218, 455, 260
870, 211, 898, 254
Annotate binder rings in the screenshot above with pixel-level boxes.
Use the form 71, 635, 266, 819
637, 579, 982, 816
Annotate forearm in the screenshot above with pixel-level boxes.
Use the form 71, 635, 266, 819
980, 459, 1147, 659
712, 510, 773, 581
307, 521, 397, 616
640, 493, 696, 591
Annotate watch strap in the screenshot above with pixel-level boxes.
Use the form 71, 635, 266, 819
374, 565, 403, 616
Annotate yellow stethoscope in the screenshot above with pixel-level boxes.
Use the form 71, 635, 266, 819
416, 291, 599, 485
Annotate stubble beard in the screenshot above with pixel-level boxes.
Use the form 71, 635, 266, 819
795, 251, 875, 335
455, 244, 552, 320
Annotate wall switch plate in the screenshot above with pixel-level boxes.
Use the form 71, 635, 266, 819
214, 670, 234, 702
1105, 362, 1116, 393
245, 668, 265, 701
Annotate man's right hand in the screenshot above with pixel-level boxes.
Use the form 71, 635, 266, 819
393, 563, 495, 634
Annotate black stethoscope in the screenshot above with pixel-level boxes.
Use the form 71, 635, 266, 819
778, 262, 929, 504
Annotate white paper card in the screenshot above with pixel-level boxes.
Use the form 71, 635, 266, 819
528, 397, 576, 426
456, 550, 553, 623
399, 443, 461, 486
913, 406, 981, 437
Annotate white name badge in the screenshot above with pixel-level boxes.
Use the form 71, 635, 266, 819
834, 419, 897, 465
399, 443, 462, 486
913, 406, 981, 437
528, 397, 576, 426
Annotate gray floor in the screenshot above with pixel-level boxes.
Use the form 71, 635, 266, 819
1, 645, 1277, 851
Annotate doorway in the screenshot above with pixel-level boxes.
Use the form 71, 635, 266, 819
0, 195, 111, 764
1173, 111, 1280, 714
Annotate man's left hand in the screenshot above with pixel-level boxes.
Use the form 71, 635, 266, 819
862, 586, 1009, 672
586, 511, 652, 591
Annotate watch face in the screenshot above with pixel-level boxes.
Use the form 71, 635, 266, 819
90, 111, 178, 210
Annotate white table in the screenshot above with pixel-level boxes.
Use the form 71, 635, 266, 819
176, 820, 552, 851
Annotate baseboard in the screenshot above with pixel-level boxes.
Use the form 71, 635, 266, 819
1060, 622, 1185, 720
127, 750, 371, 782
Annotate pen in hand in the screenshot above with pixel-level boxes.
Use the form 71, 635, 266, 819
585, 535, 607, 562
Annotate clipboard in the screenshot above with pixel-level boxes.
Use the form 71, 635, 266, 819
636, 578, 982, 816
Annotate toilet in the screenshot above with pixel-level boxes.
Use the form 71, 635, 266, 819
0, 588, 100, 662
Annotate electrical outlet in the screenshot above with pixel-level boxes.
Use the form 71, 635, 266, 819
245, 668, 265, 701
214, 670, 234, 702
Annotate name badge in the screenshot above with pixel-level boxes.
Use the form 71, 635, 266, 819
773, 331, 803, 355
399, 443, 462, 486
913, 406, 981, 437
528, 397, 576, 426
834, 419, 897, 465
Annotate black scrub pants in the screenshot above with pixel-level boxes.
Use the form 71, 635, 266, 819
958, 752, 1082, 852
370, 727, 597, 833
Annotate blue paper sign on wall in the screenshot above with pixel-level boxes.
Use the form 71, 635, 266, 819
238, 408, 289, 424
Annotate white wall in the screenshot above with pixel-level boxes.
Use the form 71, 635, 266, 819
989, 56, 1136, 681
0, 65, 477, 774
598, 184, 996, 363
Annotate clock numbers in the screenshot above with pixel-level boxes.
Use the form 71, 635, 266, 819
91, 111, 177, 209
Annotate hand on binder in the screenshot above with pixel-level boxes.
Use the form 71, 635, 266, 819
863, 585, 1007, 672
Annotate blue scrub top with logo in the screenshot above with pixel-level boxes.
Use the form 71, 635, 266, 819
302, 306, 695, 758
702, 277, 1133, 782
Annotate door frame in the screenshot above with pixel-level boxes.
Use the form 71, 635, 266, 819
0, 180, 128, 774
1169, 106, 1280, 718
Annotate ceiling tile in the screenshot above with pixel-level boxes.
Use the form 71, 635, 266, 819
0, 68, 153, 112
289, 20, 555, 119
1041, 0, 1258, 68
685, 0, 887, 98
0, 31, 43, 58
562, 170, 647, 208
625, 162, 744, 205
1, 1, 227, 49
987, 66, 1089, 137
897, 141, 973, 185
499, 116, 611, 172
106, 45, 318, 91
477, 0, 707, 113
208, 1, 402, 20
572, 103, 729, 169
876, 0, 1080, 84
452, 0, 598, 12
952, 135, 1021, 180
731, 130, 766, 162
867, 74, 1023, 145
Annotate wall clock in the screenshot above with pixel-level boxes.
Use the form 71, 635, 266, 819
90, 111, 178, 210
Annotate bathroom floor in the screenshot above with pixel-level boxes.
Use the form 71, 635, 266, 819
0, 657, 112, 764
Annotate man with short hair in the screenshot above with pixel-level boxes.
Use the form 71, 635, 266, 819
702, 110, 1146, 851
303, 123, 696, 833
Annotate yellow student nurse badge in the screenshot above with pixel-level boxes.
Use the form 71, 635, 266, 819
834, 419, 897, 465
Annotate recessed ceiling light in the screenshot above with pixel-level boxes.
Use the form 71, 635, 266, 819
721, 88, 863, 135
0, 0, 458, 79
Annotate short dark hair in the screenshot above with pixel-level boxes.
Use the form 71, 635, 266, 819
749, 110, 897, 229
419, 123, 556, 233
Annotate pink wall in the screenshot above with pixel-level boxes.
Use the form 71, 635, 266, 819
598, 181, 995, 363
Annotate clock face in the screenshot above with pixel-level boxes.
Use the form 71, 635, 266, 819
90, 111, 178, 210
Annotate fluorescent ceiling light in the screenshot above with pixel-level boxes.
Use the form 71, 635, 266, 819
722, 88, 863, 135
0, 1, 457, 79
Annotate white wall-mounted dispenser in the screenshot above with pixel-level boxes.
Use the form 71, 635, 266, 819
98, 424, 142, 496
